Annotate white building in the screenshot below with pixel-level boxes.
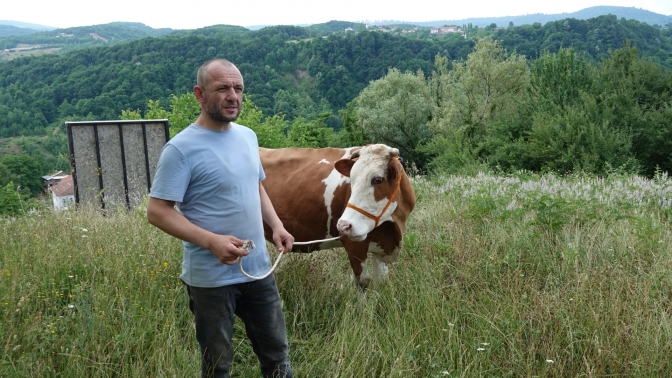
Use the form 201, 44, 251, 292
48, 175, 75, 211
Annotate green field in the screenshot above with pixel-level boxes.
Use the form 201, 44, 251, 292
1, 171, 672, 377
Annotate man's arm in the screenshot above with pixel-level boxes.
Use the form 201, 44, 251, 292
259, 182, 294, 253
146, 197, 249, 265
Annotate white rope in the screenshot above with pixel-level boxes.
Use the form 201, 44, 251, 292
238, 236, 341, 280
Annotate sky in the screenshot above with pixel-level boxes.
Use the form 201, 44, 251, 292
4, 0, 672, 30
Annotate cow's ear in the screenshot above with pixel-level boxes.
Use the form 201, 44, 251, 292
387, 156, 402, 182
335, 159, 355, 177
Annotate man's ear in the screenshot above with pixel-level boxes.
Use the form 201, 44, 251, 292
334, 159, 355, 177
194, 85, 206, 105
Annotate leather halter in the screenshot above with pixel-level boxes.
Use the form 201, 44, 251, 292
346, 158, 403, 228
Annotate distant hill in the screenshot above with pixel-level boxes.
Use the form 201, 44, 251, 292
377, 6, 672, 28
0, 22, 175, 59
0, 24, 40, 38
0, 20, 56, 31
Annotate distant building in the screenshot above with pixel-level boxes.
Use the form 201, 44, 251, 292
48, 175, 74, 211
431, 25, 466, 37
42, 170, 69, 189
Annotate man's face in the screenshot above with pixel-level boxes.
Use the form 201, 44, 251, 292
201, 64, 244, 124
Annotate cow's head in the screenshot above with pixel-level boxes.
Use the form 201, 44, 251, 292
334, 144, 409, 241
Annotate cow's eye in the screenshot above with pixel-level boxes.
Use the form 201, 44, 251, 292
371, 177, 384, 185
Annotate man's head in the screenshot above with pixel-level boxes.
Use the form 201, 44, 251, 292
194, 59, 244, 130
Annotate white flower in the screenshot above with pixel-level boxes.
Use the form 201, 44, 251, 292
546, 359, 554, 363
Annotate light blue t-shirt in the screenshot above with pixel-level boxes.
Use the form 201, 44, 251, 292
150, 123, 271, 287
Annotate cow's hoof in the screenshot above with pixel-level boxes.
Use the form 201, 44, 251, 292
354, 275, 370, 291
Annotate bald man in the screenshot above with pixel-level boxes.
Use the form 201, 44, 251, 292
148, 59, 294, 378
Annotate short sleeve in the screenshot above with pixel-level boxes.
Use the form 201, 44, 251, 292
149, 143, 191, 202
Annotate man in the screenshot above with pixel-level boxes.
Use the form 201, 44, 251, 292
147, 58, 294, 378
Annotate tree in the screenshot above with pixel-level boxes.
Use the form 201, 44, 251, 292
286, 114, 333, 148
356, 68, 433, 168
238, 98, 289, 148
0, 154, 44, 196
0, 181, 26, 216
166, 93, 199, 137
424, 37, 529, 172
488, 47, 636, 174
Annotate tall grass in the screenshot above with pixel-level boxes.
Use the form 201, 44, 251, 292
1, 171, 671, 377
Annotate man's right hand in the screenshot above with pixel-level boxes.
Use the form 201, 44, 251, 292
147, 197, 250, 265
207, 235, 250, 265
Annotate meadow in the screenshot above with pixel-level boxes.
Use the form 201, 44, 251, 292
1, 171, 672, 377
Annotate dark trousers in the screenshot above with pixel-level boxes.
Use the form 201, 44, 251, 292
184, 275, 292, 378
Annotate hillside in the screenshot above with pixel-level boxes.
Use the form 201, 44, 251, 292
381, 6, 672, 28
0, 20, 55, 31
0, 22, 175, 59
0, 24, 41, 38
0, 13, 671, 176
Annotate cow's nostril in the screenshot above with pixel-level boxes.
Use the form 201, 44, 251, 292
337, 221, 352, 234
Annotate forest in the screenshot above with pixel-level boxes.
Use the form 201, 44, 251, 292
0, 14, 671, 211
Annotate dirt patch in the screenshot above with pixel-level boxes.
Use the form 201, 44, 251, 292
90, 33, 108, 42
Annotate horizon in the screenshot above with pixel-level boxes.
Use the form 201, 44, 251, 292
3, 1, 672, 31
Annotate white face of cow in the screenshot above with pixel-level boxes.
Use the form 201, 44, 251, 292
336, 144, 400, 241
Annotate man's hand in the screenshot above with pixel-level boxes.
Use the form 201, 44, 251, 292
206, 234, 250, 265
272, 227, 294, 254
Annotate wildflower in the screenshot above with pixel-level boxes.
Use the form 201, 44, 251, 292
67, 304, 74, 309
546, 359, 554, 363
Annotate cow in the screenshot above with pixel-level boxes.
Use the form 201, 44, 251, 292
260, 144, 416, 288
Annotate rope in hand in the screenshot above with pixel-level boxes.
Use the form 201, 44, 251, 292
238, 236, 341, 280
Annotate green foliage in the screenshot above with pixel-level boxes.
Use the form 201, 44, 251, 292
120, 109, 142, 120
286, 114, 334, 148
0, 181, 24, 215
0, 22, 173, 51
2, 17, 672, 177
497, 45, 671, 175
166, 92, 200, 137
121, 93, 199, 137
0, 181, 37, 215
330, 101, 369, 147
0, 154, 44, 196
238, 99, 289, 148
424, 37, 529, 173
357, 68, 433, 168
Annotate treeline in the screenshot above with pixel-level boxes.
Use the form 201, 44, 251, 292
0, 22, 174, 50
0, 14, 671, 204
356, 39, 672, 177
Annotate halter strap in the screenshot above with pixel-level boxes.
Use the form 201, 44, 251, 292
346, 159, 403, 228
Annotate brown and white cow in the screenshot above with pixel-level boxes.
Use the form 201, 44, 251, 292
260, 144, 416, 287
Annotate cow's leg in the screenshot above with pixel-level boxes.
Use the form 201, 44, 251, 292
370, 254, 389, 280
344, 243, 370, 289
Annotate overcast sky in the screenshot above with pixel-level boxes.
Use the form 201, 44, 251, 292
4, 0, 672, 30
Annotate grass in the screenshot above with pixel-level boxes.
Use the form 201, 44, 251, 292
1, 170, 672, 377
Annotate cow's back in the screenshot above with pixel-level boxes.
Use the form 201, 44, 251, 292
260, 147, 355, 251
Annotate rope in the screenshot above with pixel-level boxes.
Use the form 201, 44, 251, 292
238, 236, 341, 280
